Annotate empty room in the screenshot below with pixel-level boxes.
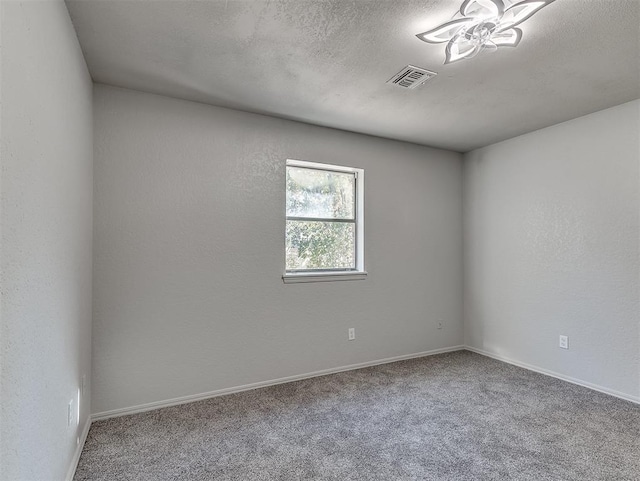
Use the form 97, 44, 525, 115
1, 0, 639, 480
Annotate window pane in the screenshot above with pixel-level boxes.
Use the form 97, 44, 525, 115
286, 221, 355, 270
286, 167, 355, 219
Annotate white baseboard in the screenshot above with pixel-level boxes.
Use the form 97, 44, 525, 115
92, 345, 466, 421
465, 345, 640, 405
65, 417, 91, 481
68, 343, 636, 481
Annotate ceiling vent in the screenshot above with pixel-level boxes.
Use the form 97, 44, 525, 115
387, 65, 437, 89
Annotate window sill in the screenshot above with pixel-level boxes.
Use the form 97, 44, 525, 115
282, 271, 368, 284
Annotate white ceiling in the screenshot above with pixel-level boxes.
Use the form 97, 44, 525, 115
66, 0, 640, 152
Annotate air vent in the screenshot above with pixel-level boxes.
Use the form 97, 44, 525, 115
387, 65, 437, 89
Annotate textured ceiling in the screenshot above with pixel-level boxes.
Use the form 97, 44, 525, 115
66, 0, 640, 152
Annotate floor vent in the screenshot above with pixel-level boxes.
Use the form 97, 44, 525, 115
387, 65, 437, 89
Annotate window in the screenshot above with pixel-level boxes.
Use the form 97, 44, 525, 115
283, 159, 366, 283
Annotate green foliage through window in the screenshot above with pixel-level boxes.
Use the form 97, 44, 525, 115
286, 164, 357, 271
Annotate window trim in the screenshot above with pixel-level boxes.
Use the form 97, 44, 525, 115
283, 159, 366, 283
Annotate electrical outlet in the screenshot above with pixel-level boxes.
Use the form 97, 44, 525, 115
559, 335, 569, 349
437, 320, 443, 330
67, 400, 74, 427
348, 328, 355, 341
76, 388, 81, 426
81, 375, 86, 397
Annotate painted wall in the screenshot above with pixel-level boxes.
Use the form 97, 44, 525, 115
92, 84, 463, 415
0, 1, 93, 479
463, 100, 640, 401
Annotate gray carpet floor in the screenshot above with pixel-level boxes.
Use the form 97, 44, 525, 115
74, 351, 640, 480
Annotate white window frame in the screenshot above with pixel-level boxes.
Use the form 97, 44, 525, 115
283, 159, 366, 283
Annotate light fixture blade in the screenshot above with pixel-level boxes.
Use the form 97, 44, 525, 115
483, 41, 498, 52
460, 0, 505, 18
416, 18, 476, 44
444, 36, 481, 64
497, 0, 552, 32
491, 27, 523, 47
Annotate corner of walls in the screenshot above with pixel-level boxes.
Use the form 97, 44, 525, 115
461, 150, 470, 349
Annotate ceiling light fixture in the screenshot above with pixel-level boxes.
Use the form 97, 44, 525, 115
416, 0, 554, 64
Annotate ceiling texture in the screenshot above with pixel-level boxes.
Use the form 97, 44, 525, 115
66, 0, 640, 152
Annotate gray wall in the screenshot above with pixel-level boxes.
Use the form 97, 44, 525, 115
92, 84, 463, 415
0, 1, 93, 479
463, 100, 640, 400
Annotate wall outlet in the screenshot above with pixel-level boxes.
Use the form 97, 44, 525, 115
81, 375, 86, 396
559, 335, 569, 349
437, 320, 443, 330
77, 388, 81, 426
348, 328, 355, 341
67, 400, 74, 427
